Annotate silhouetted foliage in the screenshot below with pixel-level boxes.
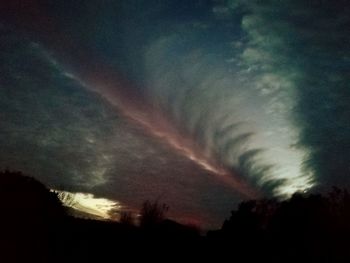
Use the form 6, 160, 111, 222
119, 211, 134, 226
2, 169, 350, 262
139, 200, 169, 228
208, 189, 350, 262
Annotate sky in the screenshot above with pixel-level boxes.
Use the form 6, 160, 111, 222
0, 0, 349, 228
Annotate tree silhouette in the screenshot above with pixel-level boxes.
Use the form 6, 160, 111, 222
119, 211, 134, 226
139, 200, 169, 228
215, 189, 350, 262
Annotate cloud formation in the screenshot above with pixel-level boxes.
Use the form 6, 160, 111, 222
0, 31, 116, 189
1, 0, 349, 227
0, 28, 245, 227
226, 0, 350, 190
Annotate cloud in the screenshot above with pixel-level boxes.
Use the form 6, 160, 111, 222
0, 31, 118, 189
0, 28, 246, 228
2, 0, 348, 227
226, 0, 350, 190
140, 14, 307, 196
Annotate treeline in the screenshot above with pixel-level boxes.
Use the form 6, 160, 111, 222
208, 188, 350, 262
1, 170, 350, 262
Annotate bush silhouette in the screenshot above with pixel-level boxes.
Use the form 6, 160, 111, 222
2, 169, 350, 262
119, 211, 134, 226
215, 189, 350, 262
139, 200, 169, 228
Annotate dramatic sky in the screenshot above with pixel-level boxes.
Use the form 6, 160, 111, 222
0, 0, 349, 228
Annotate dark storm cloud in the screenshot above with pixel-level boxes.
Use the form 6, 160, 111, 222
291, 4, 350, 189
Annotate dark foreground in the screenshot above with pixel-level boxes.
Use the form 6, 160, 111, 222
1, 170, 350, 262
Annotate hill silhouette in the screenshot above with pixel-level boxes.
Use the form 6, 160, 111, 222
0, 170, 65, 262
0, 170, 201, 262
1, 170, 350, 262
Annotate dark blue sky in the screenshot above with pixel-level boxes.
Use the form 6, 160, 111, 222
1, 0, 349, 228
